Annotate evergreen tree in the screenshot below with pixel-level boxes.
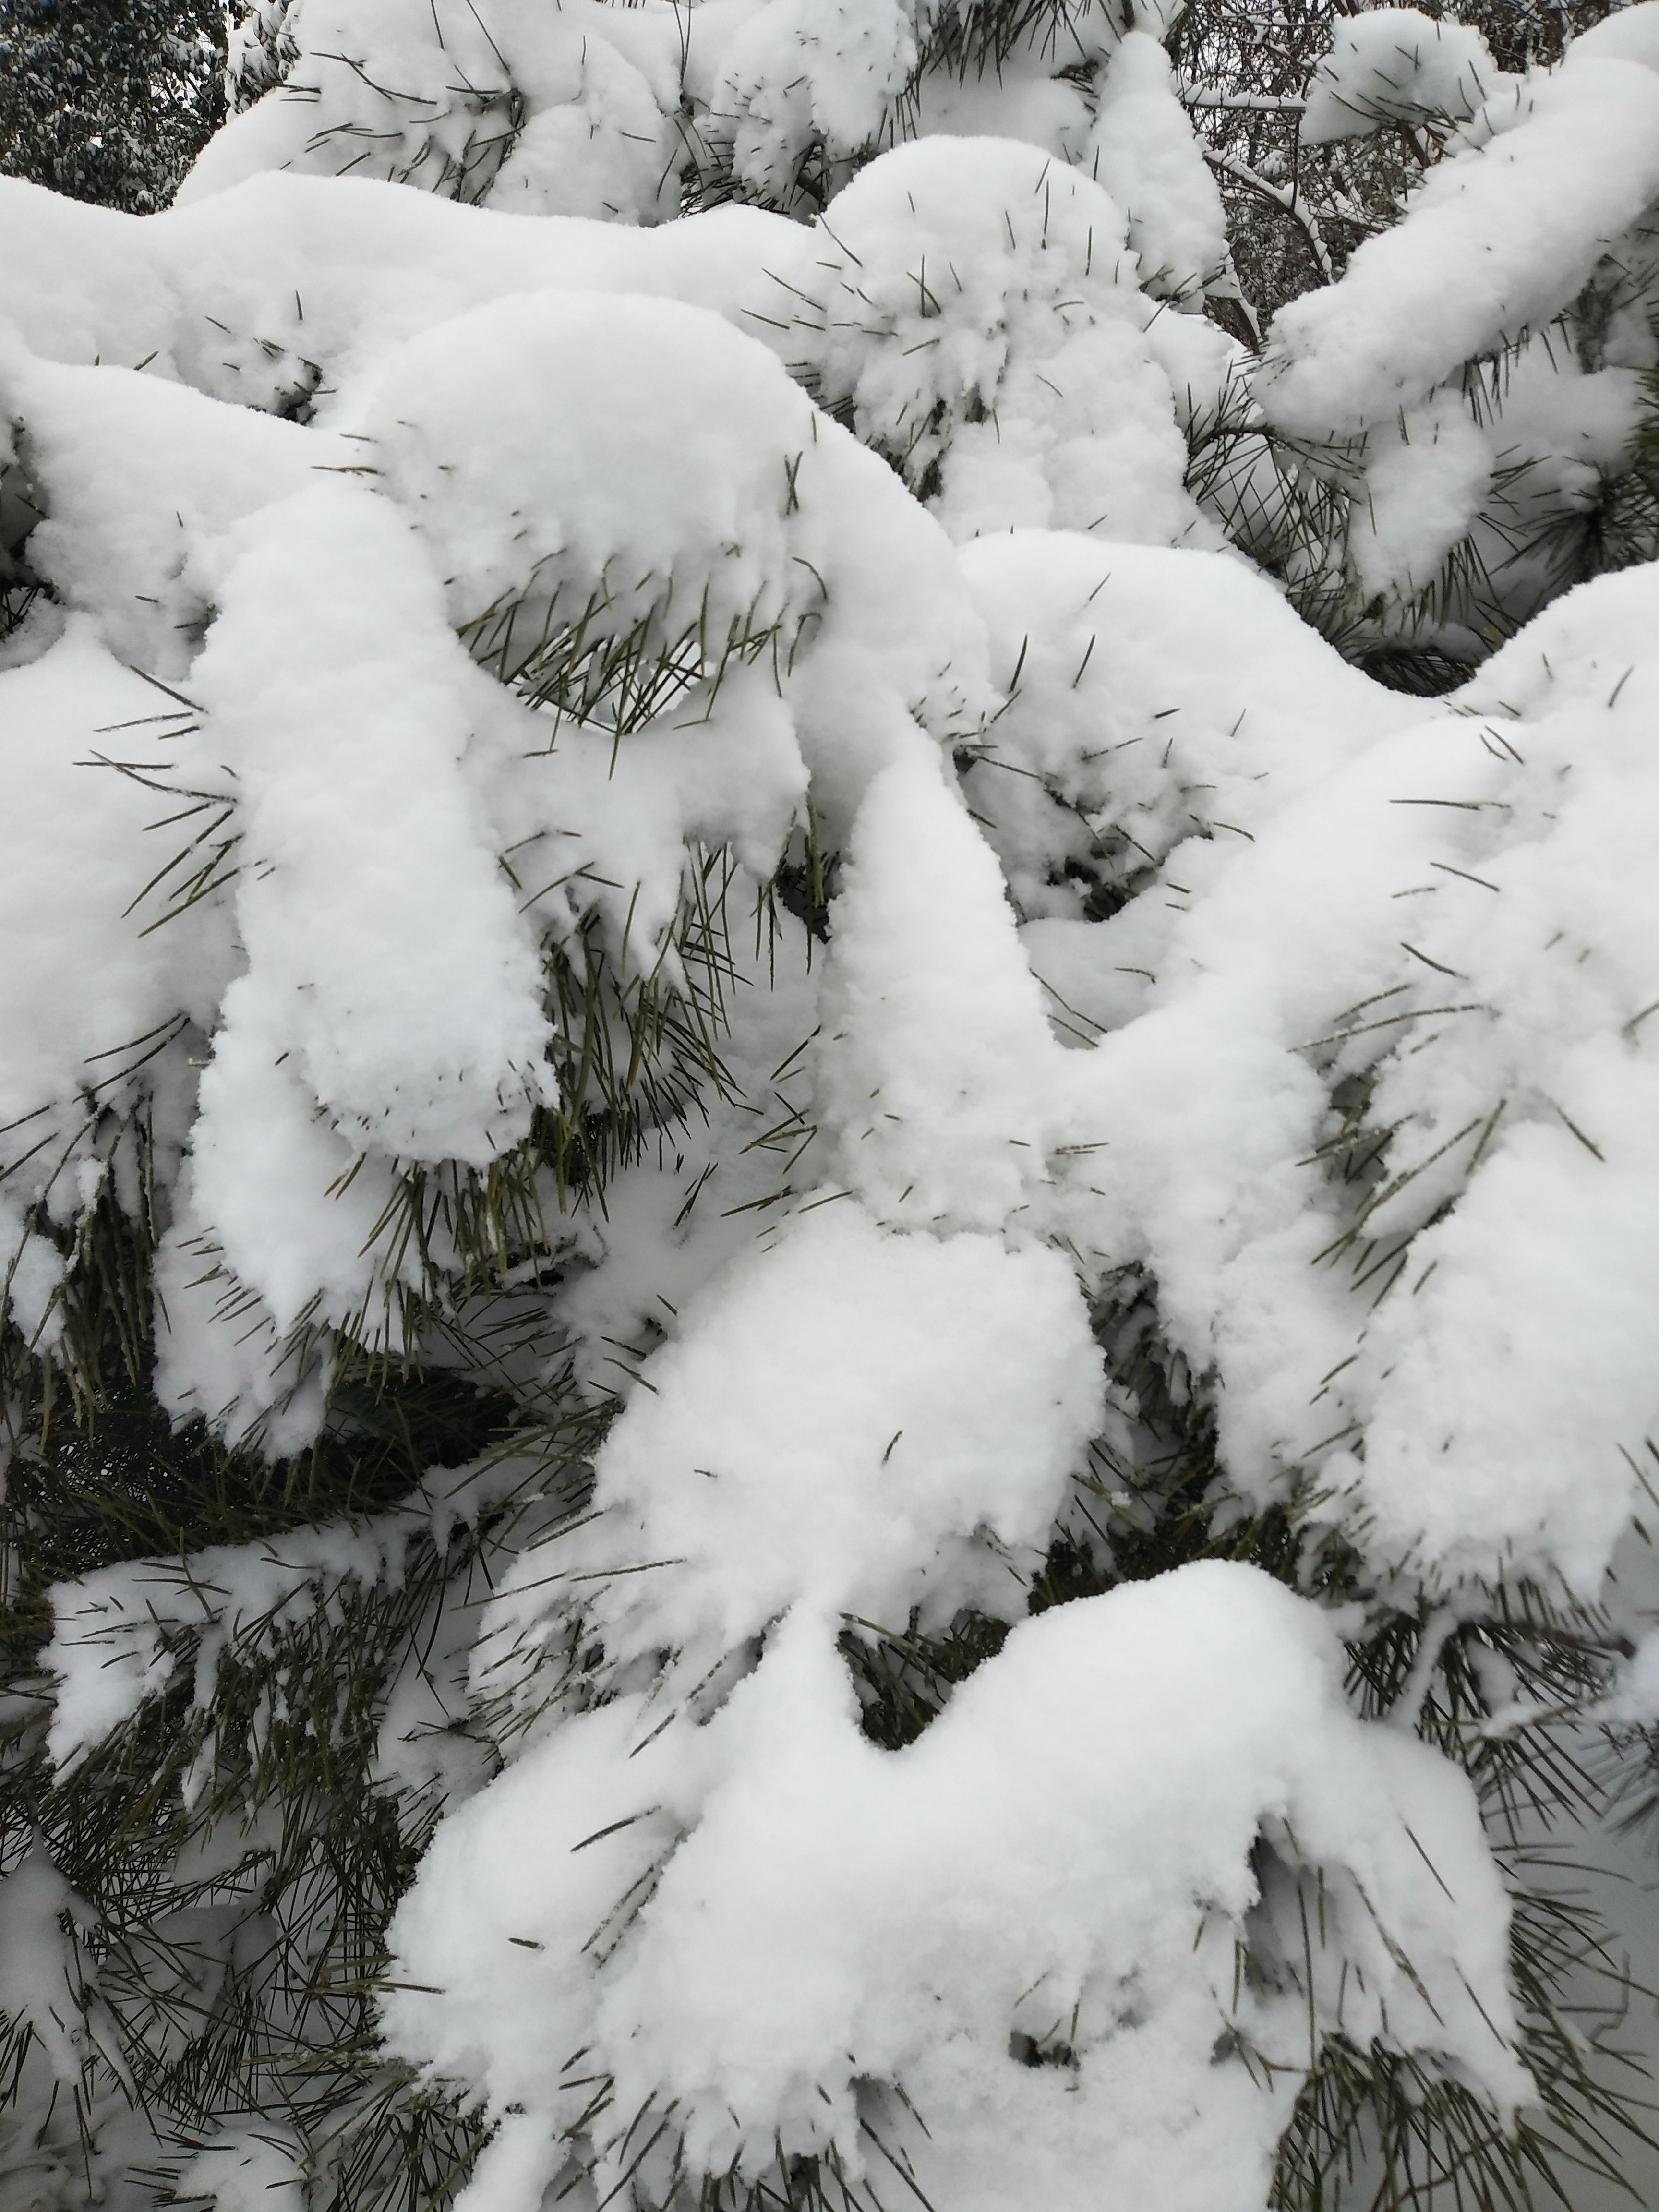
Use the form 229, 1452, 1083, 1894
4, 4, 1659, 2212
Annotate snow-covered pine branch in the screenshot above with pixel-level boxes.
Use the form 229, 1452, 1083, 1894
4, 0, 1659, 2209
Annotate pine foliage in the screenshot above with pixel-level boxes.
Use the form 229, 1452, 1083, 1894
4, 1, 1659, 2211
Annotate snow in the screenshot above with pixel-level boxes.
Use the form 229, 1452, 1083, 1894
1569, 0, 1659, 73
354, 288, 820, 699
906, 52, 1094, 164
12, 9, 1659, 2206
45, 1515, 398, 1774
0, 1843, 96, 2086
1605, 1627, 1659, 1724
169, 2133, 305, 2212
0, 239, 996, 1442
178, 0, 687, 223
1089, 31, 1228, 300
0, 167, 799, 414
1265, 57, 1659, 438
190, 484, 554, 1169
386, 1564, 1525, 2212
0, 620, 231, 1369
705, 0, 921, 205
1301, 9, 1503, 144
1, 346, 326, 676
955, 531, 1416, 925
177, 0, 1140, 231
1347, 392, 1495, 599
474, 1200, 1102, 1717
795, 135, 1219, 542
814, 744, 1062, 1228
41, 1454, 525, 1777
1015, 555, 1659, 1595
1252, 26, 1659, 612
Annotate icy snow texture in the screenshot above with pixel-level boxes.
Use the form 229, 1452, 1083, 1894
0, 201, 998, 1441
181, 0, 1166, 224
815, 743, 1064, 1227
1346, 393, 1495, 598
41, 1454, 528, 1784
0, 623, 229, 1348
1605, 1628, 1659, 1724
351, 287, 822, 743
187, 484, 554, 1171
956, 529, 1417, 927
1007, 550, 1659, 1594
0, 1846, 96, 2086
169, 2135, 305, 2212
0, 167, 799, 415
1574, 0, 1659, 71
42, 1510, 419, 1776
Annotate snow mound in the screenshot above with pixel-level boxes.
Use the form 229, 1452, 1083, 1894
386, 1564, 1525, 2212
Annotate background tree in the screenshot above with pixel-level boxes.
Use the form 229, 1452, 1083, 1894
0, 0, 226, 212
4, 5, 1659, 2212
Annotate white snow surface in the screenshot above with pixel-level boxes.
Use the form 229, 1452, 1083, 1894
0, 193, 1000, 1440
974, 550, 1659, 1596
41, 1454, 526, 1780
0, 1845, 97, 2086
176, 0, 1134, 223
1250, 21, 1659, 603
1089, 31, 1228, 297
1266, 55, 1659, 436
387, 1565, 1525, 2212
1301, 9, 1503, 142
472, 1202, 1103, 1710
169, 2134, 305, 2212
178, 0, 689, 223
784, 136, 1225, 543
1574, 0, 1659, 71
